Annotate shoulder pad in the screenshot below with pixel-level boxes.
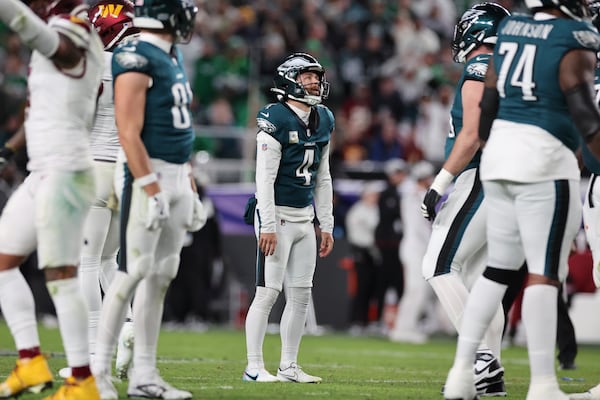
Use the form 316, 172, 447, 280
49, 14, 91, 50
465, 54, 489, 81
256, 103, 287, 134
112, 42, 149, 72
316, 105, 335, 132
571, 24, 600, 51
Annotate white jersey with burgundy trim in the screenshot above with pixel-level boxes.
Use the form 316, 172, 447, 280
25, 15, 104, 172
90, 51, 120, 163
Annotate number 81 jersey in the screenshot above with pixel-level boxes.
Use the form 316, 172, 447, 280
493, 15, 600, 152
112, 36, 194, 164
256, 102, 334, 208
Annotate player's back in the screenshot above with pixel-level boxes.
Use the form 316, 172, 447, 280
493, 14, 599, 151
26, 15, 104, 172
112, 35, 194, 165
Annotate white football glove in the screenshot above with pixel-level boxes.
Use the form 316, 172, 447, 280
186, 196, 207, 232
146, 191, 169, 230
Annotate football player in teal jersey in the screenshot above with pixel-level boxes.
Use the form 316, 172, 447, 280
444, 0, 600, 399
420, 3, 510, 397
92, 1, 204, 399
243, 53, 335, 383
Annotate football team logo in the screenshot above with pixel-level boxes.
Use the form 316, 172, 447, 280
97, 4, 124, 18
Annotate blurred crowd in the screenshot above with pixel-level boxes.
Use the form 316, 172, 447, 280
1, 0, 525, 170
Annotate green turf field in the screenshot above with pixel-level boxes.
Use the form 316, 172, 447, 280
1, 322, 600, 399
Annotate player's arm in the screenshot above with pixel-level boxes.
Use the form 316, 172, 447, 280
0, 0, 86, 68
479, 57, 499, 145
255, 131, 281, 256
560, 49, 600, 158
314, 143, 334, 257
0, 124, 26, 170
114, 71, 159, 196
421, 78, 484, 221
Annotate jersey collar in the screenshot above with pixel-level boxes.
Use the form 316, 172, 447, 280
138, 32, 173, 54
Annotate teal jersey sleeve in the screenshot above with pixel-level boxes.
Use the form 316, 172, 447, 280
444, 54, 490, 172
256, 102, 333, 208
112, 38, 194, 164
493, 15, 600, 152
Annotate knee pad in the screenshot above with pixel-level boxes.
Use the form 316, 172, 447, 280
285, 287, 310, 307
126, 254, 155, 281
252, 286, 279, 313
155, 254, 180, 280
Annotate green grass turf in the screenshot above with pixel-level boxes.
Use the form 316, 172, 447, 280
1, 322, 600, 399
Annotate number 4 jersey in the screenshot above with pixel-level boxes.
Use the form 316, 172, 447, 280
480, 13, 600, 183
112, 34, 194, 164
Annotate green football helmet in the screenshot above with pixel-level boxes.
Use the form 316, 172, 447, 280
452, 2, 510, 63
271, 53, 330, 106
525, 0, 591, 20
133, 0, 197, 43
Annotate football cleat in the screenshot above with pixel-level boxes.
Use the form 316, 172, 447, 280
277, 363, 322, 383
569, 383, 600, 400
94, 372, 118, 400
115, 320, 134, 380
128, 368, 192, 399
474, 350, 505, 396
242, 367, 279, 382
443, 366, 479, 400
0, 354, 53, 398
43, 376, 100, 400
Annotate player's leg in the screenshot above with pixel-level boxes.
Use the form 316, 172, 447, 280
518, 180, 580, 399
93, 174, 155, 399
244, 216, 290, 382
37, 170, 100, 398
277, 221, 321, 383
444, 180, 522, 399
0, 175, 52, 397
583, 174, 600, 286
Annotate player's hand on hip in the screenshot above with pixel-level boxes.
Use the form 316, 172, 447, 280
421, 188, 441, 221
319, 232, 334, 258
259, 232, 277, 256
146, 191, 170, 230
185, 196, 207, 232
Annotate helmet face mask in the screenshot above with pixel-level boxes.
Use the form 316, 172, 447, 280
452, 2, 510, 63
133, 0, 198, 43
89, 0, 139, 51
271, 53, 330, 106
524, 0, 591, 20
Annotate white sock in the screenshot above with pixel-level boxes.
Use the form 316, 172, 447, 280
428, 273, 469, 331
0, 268, 39, 350
522, 284, 558, 384
47, 278, 90, 367
131, 273, 171, 375
79, 255, 101, 353
245, 286, 279, 369
483, 303, 505, 362
454, 277, 507, 370
280, 287, 310, 369
93, 271, 137, 374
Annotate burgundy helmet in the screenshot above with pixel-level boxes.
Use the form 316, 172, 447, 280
27, 0, 88, 21
89, 0, 139, 50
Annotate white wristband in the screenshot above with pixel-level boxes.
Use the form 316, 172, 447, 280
430, 168, 454, 194
136, 172, 158, 187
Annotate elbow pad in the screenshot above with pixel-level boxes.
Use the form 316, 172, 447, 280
565, 83, 600, 143
478, 86, 499, 142
0, 0, 59, 57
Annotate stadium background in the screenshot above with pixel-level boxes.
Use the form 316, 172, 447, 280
3, 0, 574, 334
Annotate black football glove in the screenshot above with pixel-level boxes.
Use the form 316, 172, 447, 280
421, 188, 441, 221
0, 146, 15, 172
